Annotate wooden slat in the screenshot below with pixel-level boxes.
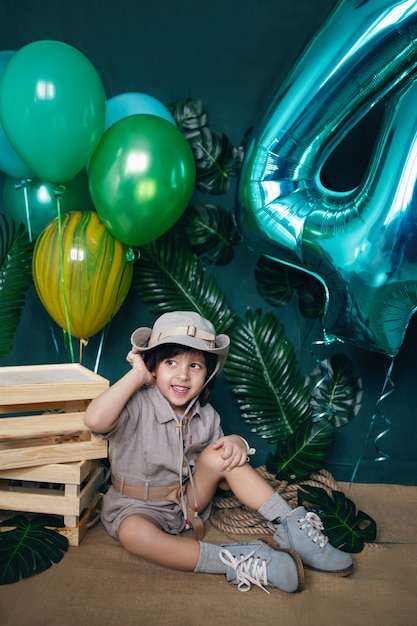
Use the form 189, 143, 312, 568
0, 438, 108, 470
0, 460, 96, 484
0, 465, 104, 517
0, 413, 89, 440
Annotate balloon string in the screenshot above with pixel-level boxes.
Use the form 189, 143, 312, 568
22, 181, 32, 242
14, 178, 33, 242
94, 327, 106, 374
55, 186, 75, 363
47, 316, 60, 355
348, 357, 394, 489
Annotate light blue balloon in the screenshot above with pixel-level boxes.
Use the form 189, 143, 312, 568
236, 0, 417, 357
0, 50, 33, 179
105, 92, 176, 131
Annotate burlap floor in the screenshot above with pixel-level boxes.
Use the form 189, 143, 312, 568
1, 482, 416, 626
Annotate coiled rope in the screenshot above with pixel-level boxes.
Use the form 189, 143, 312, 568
210, 466, 338, 535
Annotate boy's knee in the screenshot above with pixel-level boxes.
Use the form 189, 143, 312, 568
197, 444, 225, 471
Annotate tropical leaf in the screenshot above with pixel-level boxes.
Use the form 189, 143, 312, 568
0, 514, 68, 585
188, 127, 240, 194
168, 97, 242, 195
309, 353, 363, 427
297, 275, 326, 318
180, 203, 241, 265
266, 419, 335, 481
132, 231, 235, 334
297, 485, 377, 553
255, 254, 325, 317
255, 255, 305, 308
167, 98, 208, 135
224, 308, 312, 442
0, 215, 34, 358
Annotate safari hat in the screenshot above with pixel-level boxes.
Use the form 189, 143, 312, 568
131, 311, 230, 370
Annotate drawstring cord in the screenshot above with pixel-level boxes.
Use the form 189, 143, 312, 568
174, 406, 200, 532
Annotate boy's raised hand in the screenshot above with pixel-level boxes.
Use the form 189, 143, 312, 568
126, 348, 156, 387
212, 435, 248, 472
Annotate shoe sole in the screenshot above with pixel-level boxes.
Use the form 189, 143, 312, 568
304, 563, 353, 577
260, 536, 305, 592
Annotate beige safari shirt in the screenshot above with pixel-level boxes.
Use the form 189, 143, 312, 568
95, 385, 224, 537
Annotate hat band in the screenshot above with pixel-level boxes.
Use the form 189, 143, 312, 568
149, 325, 216, 348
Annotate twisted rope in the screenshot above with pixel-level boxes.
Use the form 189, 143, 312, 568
210, 466, 339, 535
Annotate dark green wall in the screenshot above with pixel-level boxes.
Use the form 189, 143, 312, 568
1, 0, 416, 485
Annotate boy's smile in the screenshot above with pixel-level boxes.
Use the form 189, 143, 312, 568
153, 350, 208, 412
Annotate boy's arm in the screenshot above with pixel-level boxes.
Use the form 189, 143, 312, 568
84, 350, 155, 433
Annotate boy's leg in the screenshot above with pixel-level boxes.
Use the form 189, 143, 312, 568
118, 513, 201, 570
190, 444, 290, 518
118, 512, 304, 593
190, 445, 352, 576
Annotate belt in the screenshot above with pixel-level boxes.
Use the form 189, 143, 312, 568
111, 477, 205, 540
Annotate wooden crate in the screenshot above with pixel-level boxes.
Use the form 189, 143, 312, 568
0, 460, 105, 546
0, 364, 110, 544
0, 363, 109, 470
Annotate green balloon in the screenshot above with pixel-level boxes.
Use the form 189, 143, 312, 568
0, 40, 106, 183
88, 114, 196, 246
2, 169, 94, 239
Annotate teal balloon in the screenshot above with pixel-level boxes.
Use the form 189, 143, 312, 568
0, 50, 33, 179
0, 40, 106, 183
106, 92, 176, 130
89, 114, 195, 246
2, 169, 94, 239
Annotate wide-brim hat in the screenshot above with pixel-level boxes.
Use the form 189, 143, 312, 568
131, 311, 230, 371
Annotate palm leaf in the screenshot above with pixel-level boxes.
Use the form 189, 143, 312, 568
266, 419, 335, 481
297, 485, 377, 553
0, 215, 34, 358
0, 514, 68, 584
132, 231, 235, 334
180, 203, 241, 265
224, 308, 312, 442
310, 353, 363, 427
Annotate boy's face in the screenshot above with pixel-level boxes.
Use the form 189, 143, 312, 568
152, 349, 208, 412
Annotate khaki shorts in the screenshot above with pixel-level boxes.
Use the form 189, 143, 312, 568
100, 485, 212, 539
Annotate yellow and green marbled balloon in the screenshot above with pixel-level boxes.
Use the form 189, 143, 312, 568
33, 210, 133, 338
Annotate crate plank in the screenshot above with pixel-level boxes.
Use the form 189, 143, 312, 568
0, 413, 89, 440
0, 460, 97, 484
0, 438, 108, 470
0, 463, 104, 516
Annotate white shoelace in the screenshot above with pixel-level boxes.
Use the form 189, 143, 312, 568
219, 547, 270, 594
298, 511, 329, 549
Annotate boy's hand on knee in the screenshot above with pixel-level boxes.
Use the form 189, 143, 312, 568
212, 435, 248, 471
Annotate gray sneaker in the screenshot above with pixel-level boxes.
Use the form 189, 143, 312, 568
273, 506, 353, 576
219, 537, 304, 593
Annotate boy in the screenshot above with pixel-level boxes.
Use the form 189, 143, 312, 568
85, 311, 352, 593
